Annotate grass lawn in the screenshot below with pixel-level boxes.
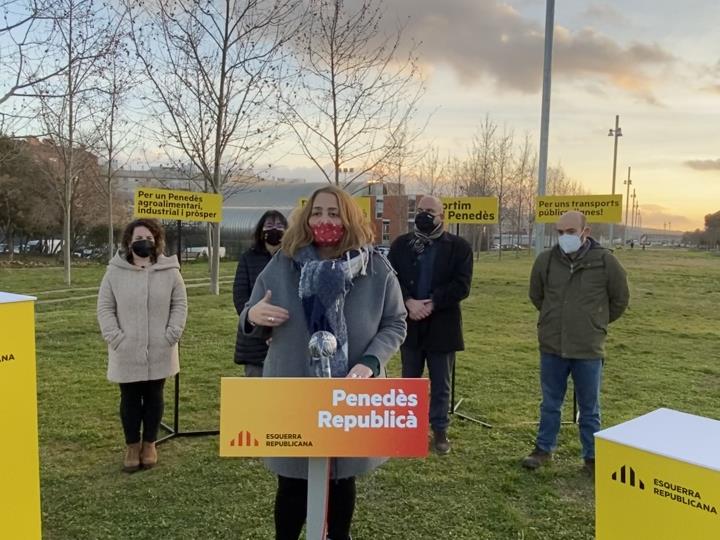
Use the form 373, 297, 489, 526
2, 249, 719, 539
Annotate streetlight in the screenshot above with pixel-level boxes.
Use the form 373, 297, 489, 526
623, 166, 631, 245
630, 188, 637, 238
608, 115, 622, 246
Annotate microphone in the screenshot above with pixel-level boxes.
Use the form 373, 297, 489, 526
308, 331, 337, 379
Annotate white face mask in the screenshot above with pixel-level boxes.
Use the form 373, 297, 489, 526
558, 233, 583, 254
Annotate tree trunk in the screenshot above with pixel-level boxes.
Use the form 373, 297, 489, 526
64, 201, 72, 285
108, 178, 114, 262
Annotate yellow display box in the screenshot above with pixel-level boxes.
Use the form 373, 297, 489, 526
0, 292, 41, 539
596, 408, 720, 539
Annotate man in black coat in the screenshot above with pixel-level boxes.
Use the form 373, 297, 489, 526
388, 195, 473, 454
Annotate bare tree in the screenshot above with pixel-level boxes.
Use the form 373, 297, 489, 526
493, 129, 513, 259
129, 0, 299, 294
283, 0, 423, 187
90, 29, 139, 262
33, 0, 121, 284
0, 1, 67, 109
462, 116, 498, 251
508, 134, 536, 248
464, 116, 497, 198
416, 145, 448, 196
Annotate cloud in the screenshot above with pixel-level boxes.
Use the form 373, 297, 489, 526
701, 84, 720, 94
369, 0, 674, 100
581, 4, 629, 26
638, 204, 695, 230
685, 159, 720, 171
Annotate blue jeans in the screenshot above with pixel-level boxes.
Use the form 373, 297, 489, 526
535, 352, 603, 459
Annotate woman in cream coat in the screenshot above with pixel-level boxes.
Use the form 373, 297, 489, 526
97, 219, 187, 472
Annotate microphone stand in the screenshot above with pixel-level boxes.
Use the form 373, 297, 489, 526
306, 331, 336, 540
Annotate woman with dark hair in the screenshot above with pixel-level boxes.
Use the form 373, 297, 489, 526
97, 218, 187, 472
233, 210, 288, 376
241, 186, 406, 540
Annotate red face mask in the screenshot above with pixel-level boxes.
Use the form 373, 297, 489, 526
311, 222, 345, 247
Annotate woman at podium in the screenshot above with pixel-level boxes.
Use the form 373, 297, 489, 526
242, 186, 407, 540
97, 219, 187, 473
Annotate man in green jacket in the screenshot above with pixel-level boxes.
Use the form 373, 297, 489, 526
522, 211, 629, 474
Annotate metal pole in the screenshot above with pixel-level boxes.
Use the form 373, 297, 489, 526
609, 115, 620, 246
534, 0, 555, 257
623, 167, 632, 244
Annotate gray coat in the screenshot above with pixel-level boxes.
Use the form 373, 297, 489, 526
241, 250, 407, 479
97, 252, 187, 383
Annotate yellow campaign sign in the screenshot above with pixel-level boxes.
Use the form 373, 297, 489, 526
536, 194, 623, 223
0, 293, 41, 539
134, 187, 223, 222
441, 197, 498, 224
298, 196, 372, 220
596, 409, 720, 539
220, 378, 429, 457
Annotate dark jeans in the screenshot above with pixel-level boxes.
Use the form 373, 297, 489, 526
119, 379, 166, 445
274, 475, 355, 540
401, 345, 455, 432
535, 352, 603, 459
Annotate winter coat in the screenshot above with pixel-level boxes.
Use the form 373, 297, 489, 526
388, 231, 473, 352
233, 247, 272, 366
240, 249, 407, 479
97, 252, 187, 383
529, 239, 629, 360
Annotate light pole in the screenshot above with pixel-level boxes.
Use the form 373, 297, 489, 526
608, 115, 622, 246
534, 0, 556, 257
629, 189, 637, 238
623, 166, 632, 245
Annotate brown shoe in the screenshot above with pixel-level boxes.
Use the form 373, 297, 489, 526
140, 441, 158, 469
584, 458, 595, 477
432, 430, 451, 455
522, 447, 552, 470
122, 443, 142, 473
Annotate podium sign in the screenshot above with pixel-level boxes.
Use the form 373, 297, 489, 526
596, 408, 720, 539
0, 293, 41, 539
220, 378, 429, 457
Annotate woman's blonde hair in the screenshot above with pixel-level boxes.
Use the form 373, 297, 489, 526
282, 185, 375, 258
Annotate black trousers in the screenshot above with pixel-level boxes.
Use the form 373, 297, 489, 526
401, 346, 455, 432
119, 379, 166, 444
274, 475, 355, 540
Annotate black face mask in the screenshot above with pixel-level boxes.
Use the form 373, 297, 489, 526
414, 211, 438, 234
263, 228, 284, 247
131, 239, 154, 258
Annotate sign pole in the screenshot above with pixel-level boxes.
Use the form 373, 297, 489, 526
133, 187, 224, 444
447, 214, 493, 428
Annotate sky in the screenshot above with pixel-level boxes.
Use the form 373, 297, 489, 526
272, 0, 720, 231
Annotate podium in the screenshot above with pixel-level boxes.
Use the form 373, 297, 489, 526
220, 378, 429, 539
595, 408, 720, 539
0, 293, 41, 539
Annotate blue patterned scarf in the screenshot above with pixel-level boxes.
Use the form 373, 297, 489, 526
294, 245, 370, 377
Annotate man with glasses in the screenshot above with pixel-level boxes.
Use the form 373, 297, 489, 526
388, 195, 473, 455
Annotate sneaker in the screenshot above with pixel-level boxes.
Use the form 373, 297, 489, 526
521, 446, 552, 470
584, 458, 595, 476
432, 430, 451, 455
